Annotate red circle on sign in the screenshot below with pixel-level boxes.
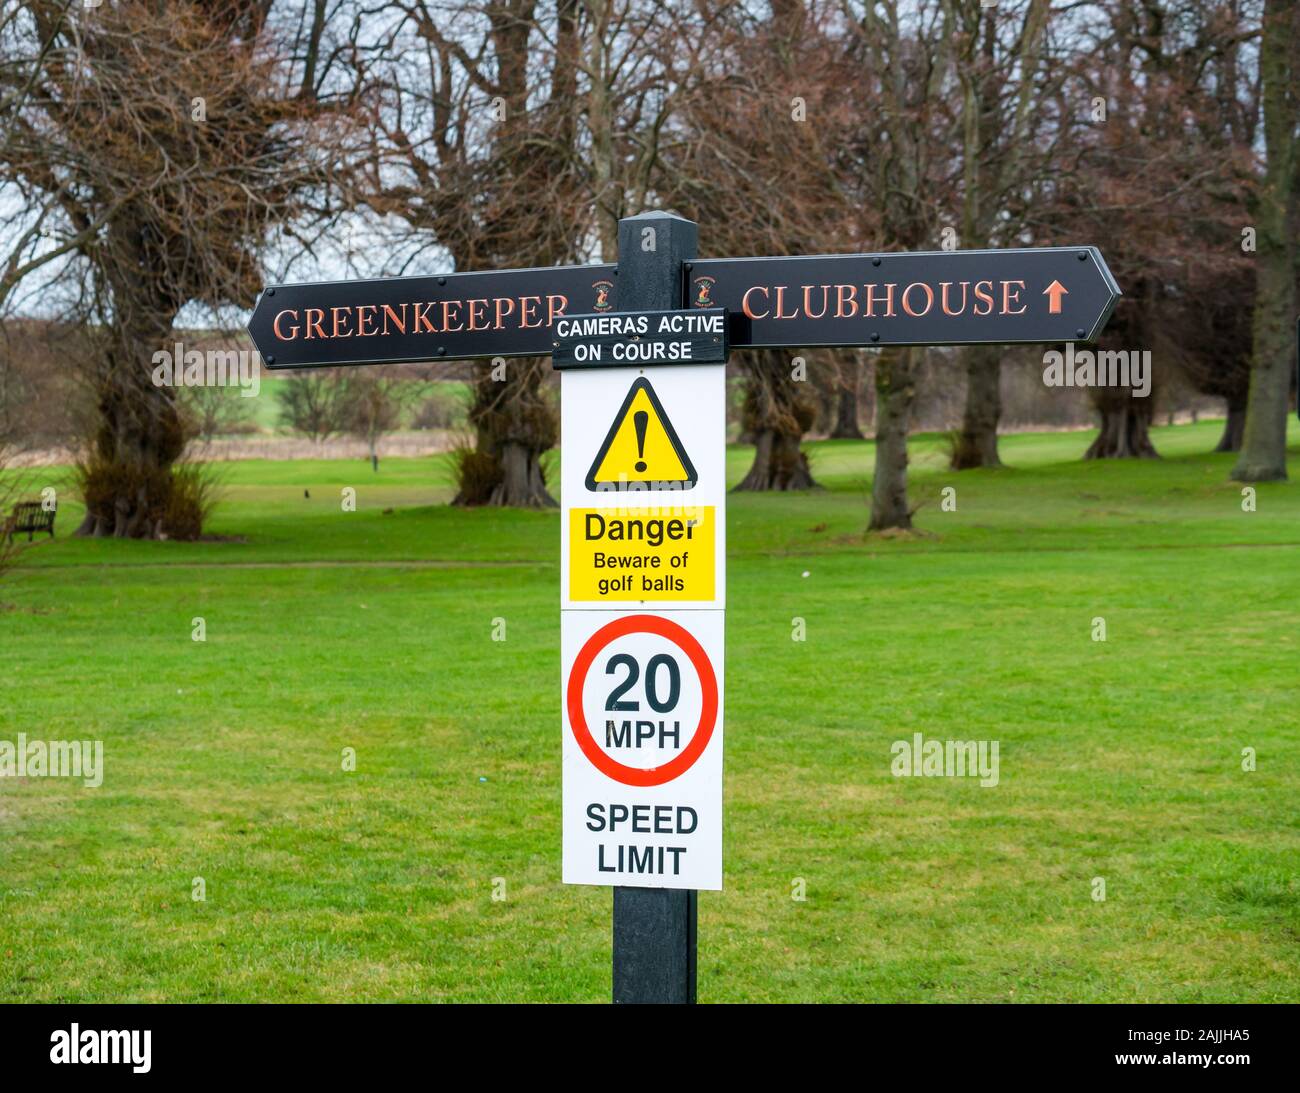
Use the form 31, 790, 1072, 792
567, 614, 718, 787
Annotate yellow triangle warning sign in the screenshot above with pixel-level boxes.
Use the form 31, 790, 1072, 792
585, 378, 698, 491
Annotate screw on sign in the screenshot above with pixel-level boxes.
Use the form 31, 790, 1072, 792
562, 610, 724, 890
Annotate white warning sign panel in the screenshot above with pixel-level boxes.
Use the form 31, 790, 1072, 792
562, 609, 724, 890
561, 363, 725, 610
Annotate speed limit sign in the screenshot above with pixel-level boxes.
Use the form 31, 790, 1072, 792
562, 610, 724, 890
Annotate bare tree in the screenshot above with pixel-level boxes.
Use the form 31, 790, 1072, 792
277, 371, 353, 444
0, 1, 357, 538
1050, 0, 1260, 461
1233, 0, 1298, 481
664, 0, 859, 490
343, 371, 416, 470
359, 0, 587, 507
828, 352, 866, 440
946, 0, 1056, 470
180, 383, 258, 443
578, 0, 687, 258
841, 0, 959, 529
1174, 265, 1254, 452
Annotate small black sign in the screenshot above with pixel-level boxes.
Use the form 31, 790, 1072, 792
552, 308, 728, 370
248, 263, 616, 370
688, 247, 1121, 348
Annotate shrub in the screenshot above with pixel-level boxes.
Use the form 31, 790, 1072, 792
74, 456, 219, 540
161, 462, 221, 540
451, 443, 502, 506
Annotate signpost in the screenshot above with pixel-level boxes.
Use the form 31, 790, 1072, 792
558, 213, 723, 1004
248, 213, 1121, 1006
246, 250, 1122, 370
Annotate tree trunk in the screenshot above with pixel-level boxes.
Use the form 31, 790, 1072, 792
736, 429, 816, 490
1084, 399, 1159, 459
441, 5, 580, 508
814, 379, 836, 436
1232, 285, 1294, 480
950, 344, 1004, 468
1232, 0, 1297, 482
734, 350, 818, 490
1215, 399, 1247, 452
829, 355, 864, 439
491, 439, 554, 507
585, 0, 620, 259
75, 308, 188, 539
868, 347, 919, 531
454, 359, 558, 507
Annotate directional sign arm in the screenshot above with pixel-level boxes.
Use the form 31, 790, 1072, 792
688, 246, 1122, 348
248, 245, 1123, 369
246, 263, 617, 370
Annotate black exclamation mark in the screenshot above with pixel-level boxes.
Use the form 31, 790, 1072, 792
633, 410, 648, 473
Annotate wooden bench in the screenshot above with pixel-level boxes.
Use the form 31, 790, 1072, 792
4, 500, 56, 542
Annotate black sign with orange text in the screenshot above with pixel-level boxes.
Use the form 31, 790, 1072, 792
688, 247, 1121, 348
248, 264, 617, 369
249, 247, 1122, 369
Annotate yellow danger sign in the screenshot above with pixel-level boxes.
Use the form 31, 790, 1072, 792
568, 506, 716, 601
585, 378, 698, 491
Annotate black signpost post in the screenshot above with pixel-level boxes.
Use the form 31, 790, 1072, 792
247, 212, 1121, 1006
601, 212, 702, 1005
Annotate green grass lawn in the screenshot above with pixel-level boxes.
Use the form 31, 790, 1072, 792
1, 419, 1298, 1002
